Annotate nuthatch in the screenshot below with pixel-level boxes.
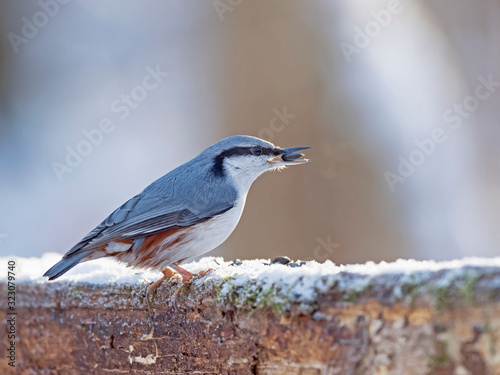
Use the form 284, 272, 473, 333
44, 136, 310, 293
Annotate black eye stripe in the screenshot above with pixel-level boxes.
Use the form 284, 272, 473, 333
220, 146, 274, 157
212, 146, 277, 176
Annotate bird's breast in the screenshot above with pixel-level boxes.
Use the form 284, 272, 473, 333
108, 195, 247, 271
176, 194, 246, 261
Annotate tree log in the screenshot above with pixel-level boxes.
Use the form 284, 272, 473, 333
1, 257, 500, 374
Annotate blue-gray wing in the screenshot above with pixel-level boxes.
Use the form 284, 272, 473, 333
64, 194, 233, 257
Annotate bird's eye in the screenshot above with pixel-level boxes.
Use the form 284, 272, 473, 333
251, 146, 263, 156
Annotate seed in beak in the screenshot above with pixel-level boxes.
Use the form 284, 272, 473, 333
282, 152, 305, 162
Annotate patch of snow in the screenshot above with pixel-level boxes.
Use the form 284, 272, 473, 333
0, 252, 162, 285
1, 254, 500, 309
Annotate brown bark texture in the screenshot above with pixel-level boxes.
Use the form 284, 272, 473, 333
1, 262, 500, 374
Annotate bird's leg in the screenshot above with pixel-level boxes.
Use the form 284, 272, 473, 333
145, 265, 214, 309
170, 264, 213, 282
168, 265, 213, 313
149, 268, 177, 291
169, 264, 194, 282
145, 268, 176, 305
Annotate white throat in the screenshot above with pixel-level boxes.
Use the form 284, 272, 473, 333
222, 163, 266, 197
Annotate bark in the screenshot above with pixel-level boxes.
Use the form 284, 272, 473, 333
1, 262, 500, 374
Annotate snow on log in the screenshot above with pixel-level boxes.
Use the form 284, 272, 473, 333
1, 254, 500, 374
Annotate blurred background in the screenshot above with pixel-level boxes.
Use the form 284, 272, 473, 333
0, 0, 499, 264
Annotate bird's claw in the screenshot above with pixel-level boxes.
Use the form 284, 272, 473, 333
143, 267, 214, 310
195, 268, 214, 278
181, 268, 214, 282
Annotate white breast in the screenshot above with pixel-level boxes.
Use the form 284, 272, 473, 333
155, 194, 247, 268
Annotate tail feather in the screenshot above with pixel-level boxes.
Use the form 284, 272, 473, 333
43, 251, 90, 280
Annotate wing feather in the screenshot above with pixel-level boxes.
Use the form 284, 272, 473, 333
64, 194, 233, 257
63, 155, 239, 259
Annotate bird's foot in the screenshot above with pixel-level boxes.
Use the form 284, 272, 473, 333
168, 266, 214, 312
145, 278, 162, 308
144, 268, 177, 307
194, 268, 214, 278
145, 266, 213, 309
170, 265, 214, 282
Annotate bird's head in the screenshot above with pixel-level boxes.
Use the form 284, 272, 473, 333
206, 135, 310, 193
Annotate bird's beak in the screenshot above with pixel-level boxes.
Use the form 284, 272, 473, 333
269, 146, 311, 165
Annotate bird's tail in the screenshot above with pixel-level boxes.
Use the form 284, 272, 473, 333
43, 251, 90, 281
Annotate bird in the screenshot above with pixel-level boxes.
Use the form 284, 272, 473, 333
44, 135, 310, 295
